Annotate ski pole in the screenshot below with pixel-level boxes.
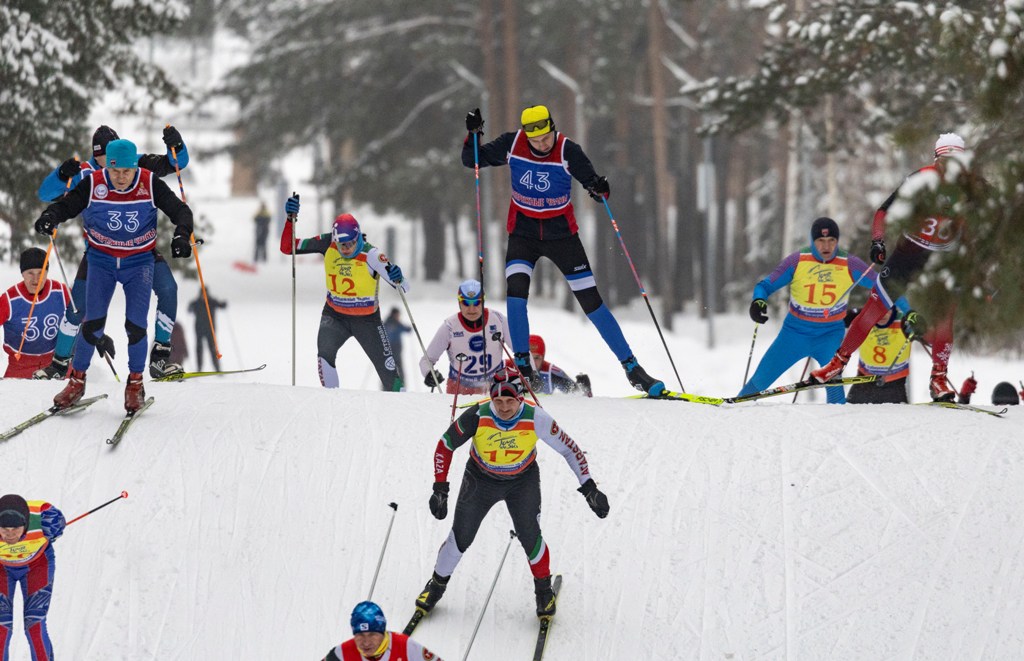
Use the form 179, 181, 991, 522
471, 132, 489, 370
492, 331, 542, 407
14, 231, 57, 361
599, 198, 685, 392
461, 530, 516, 661
741, 324, 759, 387
389, 276, 435, 393
366, 502, 398, 601
167, 128, 222, 360
67, 491, 128, 526
825, 264, 875, 319
792, 357, 812, 402
450, 353, 467, 423
287, 193, 298, 386
874, 334, 912, 387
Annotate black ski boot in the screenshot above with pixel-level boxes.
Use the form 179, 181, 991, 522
149, 341, 184, 379
33, 355, 70, 380
415, 571, 450, 613
621, 355, 665, 397
514, 352, 542, 393
534, 575, 557, 617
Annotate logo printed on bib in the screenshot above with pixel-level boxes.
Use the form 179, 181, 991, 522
94, 184, 109, 199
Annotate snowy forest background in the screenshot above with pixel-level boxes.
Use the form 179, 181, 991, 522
1, 0, 1022, 350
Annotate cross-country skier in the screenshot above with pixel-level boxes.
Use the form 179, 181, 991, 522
34, 124, 191, 380
740, 217, 877, 404
413, 369, 610, 618
811, 133, 974, 401
844, 306, 913, 404
522, 334, 592, 397
0, 493, 66, 661
461, 105, 665, 396
321, 601, 444, 661
0, 248, 70, 379
34, 138, 194, 412
419, 279, 511, 394
280, 196, 407, 391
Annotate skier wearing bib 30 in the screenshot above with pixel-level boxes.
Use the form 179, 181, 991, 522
462, 105, 664, 396
413, 369, 609, 618
280, 196, 407, 391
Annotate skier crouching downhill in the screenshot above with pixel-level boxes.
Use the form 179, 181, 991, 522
413, 368, 610, 619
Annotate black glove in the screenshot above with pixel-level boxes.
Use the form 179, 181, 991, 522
844, 307, 860, 328
465, 108, 484, 133
587, 176, 610, 201
94, 334, 116, 359
171, 233, 192, 258
35, 212, 59, 236
424, 369, 445, 388
575, 373, 593, 398
162, 125, 184, 152
870, 239, 886, 265
901, 310, 925, 341
429, 482, 450, 520
578, 479, 609, 518
749, 299, 768, 324
57, 157, 80, 182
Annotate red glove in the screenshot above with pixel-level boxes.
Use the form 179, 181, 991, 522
958, 373, 977, 404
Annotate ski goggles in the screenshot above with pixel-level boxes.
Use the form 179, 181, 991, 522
458, 296, 482, 307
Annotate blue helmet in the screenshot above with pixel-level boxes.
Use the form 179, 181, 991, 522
350, 601, 387, 634
332, 213, 364, 254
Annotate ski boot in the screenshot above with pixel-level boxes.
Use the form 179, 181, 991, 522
125, 372, 146, 413
929, 368, 955, 402
149, 341, 184, 379
810, 352, 849, 384
33, 355, 70, 380
53, 368, 86, 409
621, 356, 665, 397
415, 571, 450, 613
514, 352, 542, 393
534, 575, 557, 617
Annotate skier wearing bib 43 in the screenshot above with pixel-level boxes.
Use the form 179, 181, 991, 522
413, 369, 609, 618
462, 104, 664, 396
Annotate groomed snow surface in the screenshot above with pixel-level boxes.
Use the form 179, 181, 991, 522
3, 191, 1023, 659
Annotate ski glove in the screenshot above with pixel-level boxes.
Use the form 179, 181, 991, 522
575, 373, 593, 398
958, 373, 977, 405
429, 482, 450, 520
844, 307, 860, 328
40, 507, 66, 542
870, 239, 887, 265
386, 263, 404, 284
58, 157, 80, 182
587, 176, 610, 201
749, 299, 768, 324
578, 479, 609, 519
424, 369, 444, 388
466, 108, 484, 133
171, 234, 192, 259
162, 125, 184, 152
35, 212, 59, 236
285, 194, 300, 217
94, 334, 116, 360
901, 310, 924, 341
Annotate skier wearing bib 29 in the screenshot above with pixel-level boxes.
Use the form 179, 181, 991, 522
280, 195, 407, 391
413, 369, 609, 618
461, 104, 664, 396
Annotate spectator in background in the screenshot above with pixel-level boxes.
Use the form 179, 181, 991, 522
253, 200, 271, 263
188, 291, 227, 372
383, 307, 410, 391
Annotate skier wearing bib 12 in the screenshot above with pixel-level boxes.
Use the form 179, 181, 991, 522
420, 279, 511, 394
811, 133, 970, 402
280, 196, 407, 391
34, 139, 194, 412
462, 105, 665, 396
412, 369, 610, 618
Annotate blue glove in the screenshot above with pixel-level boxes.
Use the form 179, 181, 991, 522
386, 263, 404, 284
285, 194, 300, 217
40, 507, 66, 542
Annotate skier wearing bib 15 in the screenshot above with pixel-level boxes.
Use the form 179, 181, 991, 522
34, 139, 194, 413
0, 493, 66, 661
811, 133, 971, 402
280, 196, 407, 391
0, 249, 70, 379
740, 217, 877, 404
462, 105, 665, 396
420, 279, 511, 394
320, 601, 444, 661
412, 369, 610, 618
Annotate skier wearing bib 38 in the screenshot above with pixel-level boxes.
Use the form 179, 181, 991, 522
34, 139, 194, 413
413, 369, 609, 618
811, 133, 971, 402
0, 249, 70, 379
280, 195, 407, 391
462, 104, 664, 396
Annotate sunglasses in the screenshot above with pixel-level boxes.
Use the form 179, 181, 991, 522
459, 298, 482, 307
522, 119, 551, 133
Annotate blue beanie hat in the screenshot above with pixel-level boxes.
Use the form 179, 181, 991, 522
105, 139, 139, 169
350, 601, 386, 634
